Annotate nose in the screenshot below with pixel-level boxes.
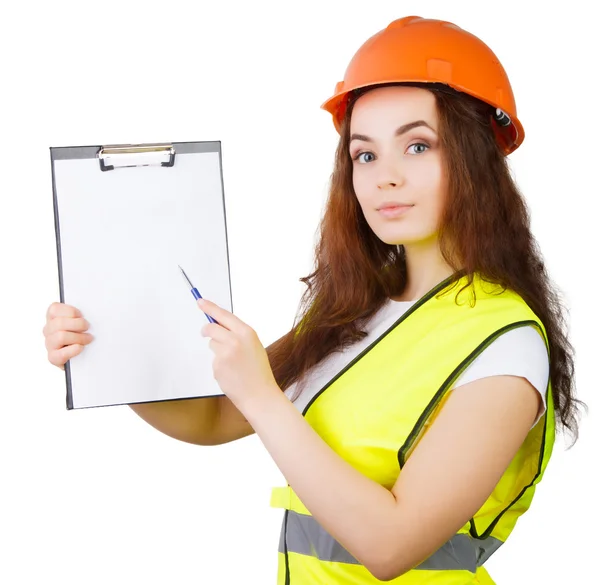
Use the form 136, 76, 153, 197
377, 157, 405, 190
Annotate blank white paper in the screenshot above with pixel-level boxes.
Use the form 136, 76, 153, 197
52, 147, 230, 408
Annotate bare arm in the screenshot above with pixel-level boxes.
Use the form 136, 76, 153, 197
129, 397, 220, 445
129, 391, 258, 446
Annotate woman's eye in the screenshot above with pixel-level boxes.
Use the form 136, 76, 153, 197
408, 142, 429, 154
354, 151, 375, 163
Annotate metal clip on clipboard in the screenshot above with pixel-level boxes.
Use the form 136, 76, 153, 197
97, 143, 176, 171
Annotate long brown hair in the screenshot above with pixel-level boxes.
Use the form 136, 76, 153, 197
266, 83, 586, 444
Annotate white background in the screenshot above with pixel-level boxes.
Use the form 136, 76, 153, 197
1, 1, 597, 583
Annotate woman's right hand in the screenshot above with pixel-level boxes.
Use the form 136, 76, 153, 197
43, 302, 94, 371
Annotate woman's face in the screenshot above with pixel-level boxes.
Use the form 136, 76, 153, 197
350, 86, 446, 247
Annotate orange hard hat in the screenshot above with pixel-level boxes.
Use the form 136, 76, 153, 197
320, 16, 524, 155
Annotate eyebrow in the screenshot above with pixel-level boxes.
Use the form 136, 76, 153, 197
350, 120, 436, 143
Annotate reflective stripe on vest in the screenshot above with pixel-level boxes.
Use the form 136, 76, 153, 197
279, 510, 504, 572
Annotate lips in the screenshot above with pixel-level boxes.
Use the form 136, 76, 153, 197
378, 203, 414, 210
378, 204, 413, 218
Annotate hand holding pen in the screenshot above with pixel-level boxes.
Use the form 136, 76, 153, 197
179, 265, 279, 412
178, 265, 219, 324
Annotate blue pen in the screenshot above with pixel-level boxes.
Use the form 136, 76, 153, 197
178, 265, 218, 324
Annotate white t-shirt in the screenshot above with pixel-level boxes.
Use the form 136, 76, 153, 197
284, 298, 549, 429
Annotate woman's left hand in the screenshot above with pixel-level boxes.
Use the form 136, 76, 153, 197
198, 298, 280, 412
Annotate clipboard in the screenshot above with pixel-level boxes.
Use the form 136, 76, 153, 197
50, 141, 232, 409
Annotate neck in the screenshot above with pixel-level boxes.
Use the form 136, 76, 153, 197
391, 238, 458, 302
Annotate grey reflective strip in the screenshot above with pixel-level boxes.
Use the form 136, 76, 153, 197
279, 511, 503, 572
280, 510, 361, 565
474, 535, 503, 565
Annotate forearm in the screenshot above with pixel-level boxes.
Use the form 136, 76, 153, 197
129, 396, 219, 445
241, 386, 399, 571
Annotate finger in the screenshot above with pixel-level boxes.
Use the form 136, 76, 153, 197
49, 343, 84, 369
44, 316, 90, 338
46, 330, 94, 352
47, 302, 82, 321
201, 322, 230, 343
197, 299, 243, 333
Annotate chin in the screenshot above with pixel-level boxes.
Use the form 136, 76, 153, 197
376, 229, 413, 245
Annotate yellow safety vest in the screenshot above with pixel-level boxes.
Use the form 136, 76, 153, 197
270, 271, 555, 584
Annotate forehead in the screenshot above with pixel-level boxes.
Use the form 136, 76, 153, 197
350, 86, 438, 132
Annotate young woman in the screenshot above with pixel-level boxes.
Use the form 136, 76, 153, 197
44, 16, 584, 584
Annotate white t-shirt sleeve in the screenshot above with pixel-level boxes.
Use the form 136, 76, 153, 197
451, 325, 550, 428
